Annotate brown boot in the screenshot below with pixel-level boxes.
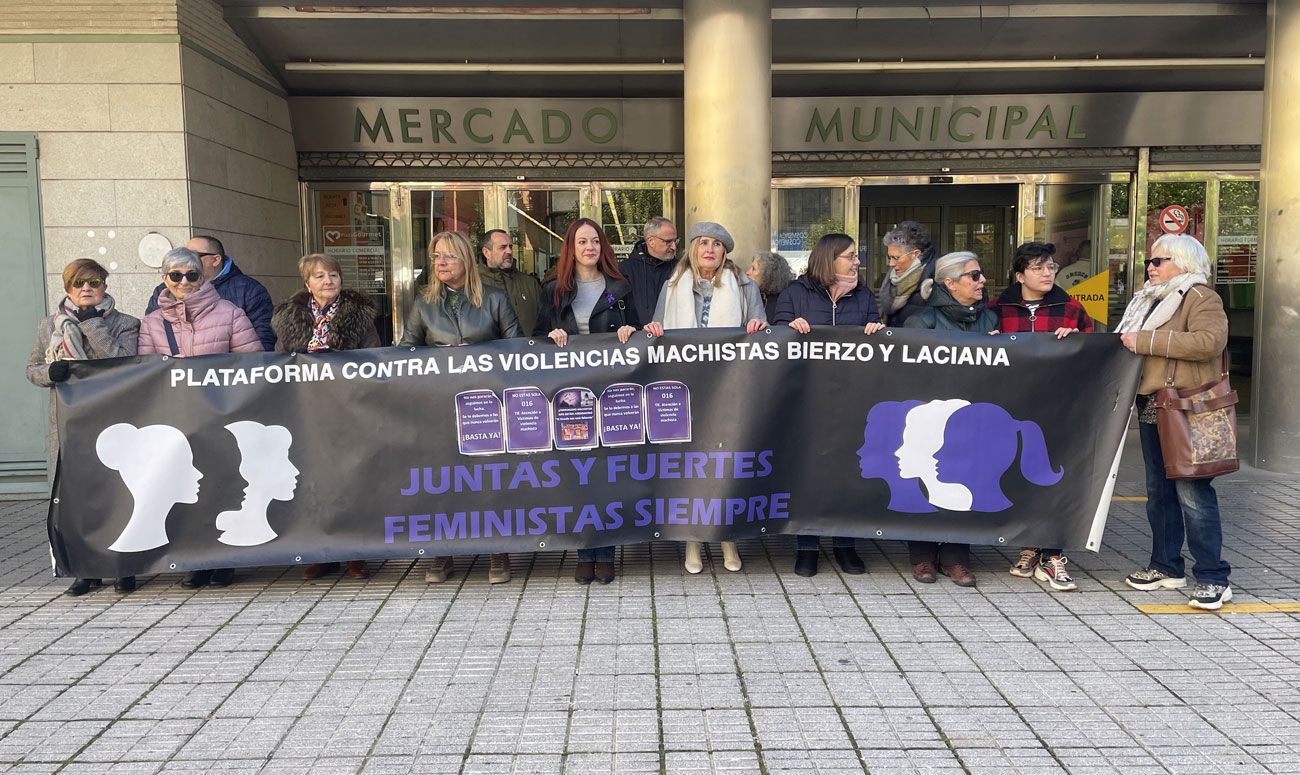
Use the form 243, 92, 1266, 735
594, 561, 616, 584
575, 561, 595, 585
911, 561, 937, 583
345, 560, 371, 579
940, 564, 977, 587
303, 562, 339, 580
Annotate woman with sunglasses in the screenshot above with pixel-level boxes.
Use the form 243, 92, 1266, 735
903, 251, 999, 587
1117, 234, 1232, 610
139, 247, 264, 590
26, 258, 140, 597
772, 233, 884, 578
400, 230, 522, 586
989, 241, 1095, 592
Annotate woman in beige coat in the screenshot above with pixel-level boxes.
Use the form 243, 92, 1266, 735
1117, 233, 1232, 610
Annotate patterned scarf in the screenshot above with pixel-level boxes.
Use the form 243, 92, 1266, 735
45, 294, 115, 363
1115, 271, 1207, 334
307, 297, 340, 352
887, 259, 924, 314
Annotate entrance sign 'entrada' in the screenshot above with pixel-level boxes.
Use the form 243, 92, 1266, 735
290, 93, 1263, 153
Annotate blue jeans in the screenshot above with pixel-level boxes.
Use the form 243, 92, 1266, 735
797, 535, 856, 550
1139, 422, 1230, 585
577, 546, 615, 562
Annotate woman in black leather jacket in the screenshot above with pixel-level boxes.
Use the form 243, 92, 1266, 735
399, 230, 522, 348
400, 229, 522, 587
534, 218, 639, 585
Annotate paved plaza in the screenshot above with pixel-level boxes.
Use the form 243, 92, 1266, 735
1, 429, 1298, 774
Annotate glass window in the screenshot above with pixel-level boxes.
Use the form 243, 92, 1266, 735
411, 189, 487, 287
316, 189, 394, 343
1216, 181, 1259, 286
507, 189, 580, 280
772, 187, 845, 275
950, 204, 1015, 296
870, 206, 941, 288
600, 188, 665, 259
1031, 182, 1124, 329
1145, 181, 1207, 253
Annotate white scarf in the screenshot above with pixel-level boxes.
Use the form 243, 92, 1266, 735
663, 266, 742, 329
45, 294, 115, 363
1115, 272, 1207, 334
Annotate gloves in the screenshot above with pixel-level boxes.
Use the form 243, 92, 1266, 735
48, 361, 72, 383
73, 307, 104, 322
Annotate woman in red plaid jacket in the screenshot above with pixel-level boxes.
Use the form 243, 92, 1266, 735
989, 241, 1094, 593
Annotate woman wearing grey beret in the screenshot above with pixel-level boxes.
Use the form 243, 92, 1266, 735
644, 221, 767, 575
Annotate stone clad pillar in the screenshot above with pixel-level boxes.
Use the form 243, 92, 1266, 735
1252, 0, 1300, 473
683, 0, 772, 267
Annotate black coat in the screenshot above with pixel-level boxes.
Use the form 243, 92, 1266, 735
904, 284, 999, 333
618, 240, 679, 327
534, 276, 640, 337
771, 274, 882, 327
272, 289, 382, 352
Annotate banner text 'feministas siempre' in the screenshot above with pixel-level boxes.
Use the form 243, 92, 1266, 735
49, 328, 1141, 578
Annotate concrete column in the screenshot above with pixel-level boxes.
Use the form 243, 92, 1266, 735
683, 0, 771, 267
1251, 0, 1300, 473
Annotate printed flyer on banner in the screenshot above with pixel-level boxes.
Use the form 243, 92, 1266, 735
48, 328, 1142, 579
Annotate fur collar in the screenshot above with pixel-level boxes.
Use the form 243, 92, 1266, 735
272, 289, 377, 352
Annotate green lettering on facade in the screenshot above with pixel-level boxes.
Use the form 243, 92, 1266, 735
805, 108, 843, 143
541, 109, 572, 143
1002, 105, 1029, 140
464, 107, 494, 143
355, 108, 394, 144
850, 107, 880, 141
502, 110, 535, 144
581, 107, 618, 143
428, 109, 454, 143
398, 108, 421, 143
1027, 106, 1058, 140
1066, 105, 1087, 139
986, 106, 998, 140
929, 106, 941, 141
890, 107, 922, 142
948, 107, 980, 142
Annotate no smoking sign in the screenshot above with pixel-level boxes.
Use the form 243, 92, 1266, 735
1159, 204, 1190, 234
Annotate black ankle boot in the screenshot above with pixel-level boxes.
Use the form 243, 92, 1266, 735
834, 547, 865, 574
794, 550, 819, 577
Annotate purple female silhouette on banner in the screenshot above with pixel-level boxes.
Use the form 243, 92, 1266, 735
858, 399, 1063, 513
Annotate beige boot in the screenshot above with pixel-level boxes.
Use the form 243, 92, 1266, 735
683, 541, 703, 574
721, 541, 742, 572
424, 556, 453, 583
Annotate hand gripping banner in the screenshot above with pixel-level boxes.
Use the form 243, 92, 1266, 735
49, 328, 1142, 578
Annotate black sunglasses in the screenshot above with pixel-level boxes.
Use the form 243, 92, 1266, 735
1145, 256, 1174, 268
960, 269, 984, 281
71, 278, 104, 289
167, 271, 202, 283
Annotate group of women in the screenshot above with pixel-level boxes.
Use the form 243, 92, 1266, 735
28, 221, 1233, 609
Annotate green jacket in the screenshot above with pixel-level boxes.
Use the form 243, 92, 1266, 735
478, 260, 542, 336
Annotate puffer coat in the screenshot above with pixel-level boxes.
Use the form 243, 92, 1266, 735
139, 281, 263, 356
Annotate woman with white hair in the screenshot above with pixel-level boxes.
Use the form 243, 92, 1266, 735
644, 221, 766, 574
139, 246, 263, 590
903, 250, 999, 586
1118, 234, 1232, 610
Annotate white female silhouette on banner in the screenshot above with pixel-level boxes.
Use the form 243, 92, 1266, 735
98, 424, 202, 553
215, 421, 298, 547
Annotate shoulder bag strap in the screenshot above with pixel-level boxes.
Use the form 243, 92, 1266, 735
162, 320, 181, 356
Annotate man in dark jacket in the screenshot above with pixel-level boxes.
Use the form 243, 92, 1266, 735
145, 235, 276, 350
618, 216, 678, 325
478, 229, 542, 335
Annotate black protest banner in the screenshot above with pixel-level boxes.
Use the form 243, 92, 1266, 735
49, 327, 1141, 578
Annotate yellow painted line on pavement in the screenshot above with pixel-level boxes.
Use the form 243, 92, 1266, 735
1136, 602, 1300, 614
1112, 496, 1147, 502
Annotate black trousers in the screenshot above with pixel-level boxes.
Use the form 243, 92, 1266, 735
908, 541, 970, 566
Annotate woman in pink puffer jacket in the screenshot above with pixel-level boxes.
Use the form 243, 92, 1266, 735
139, 247, 264, 357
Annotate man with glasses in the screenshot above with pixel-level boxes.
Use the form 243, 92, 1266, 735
619, 216, 679, 325
146, 235, 275, 350
478, 229, 542, 335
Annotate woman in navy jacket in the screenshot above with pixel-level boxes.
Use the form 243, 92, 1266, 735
772, 233, 885, 577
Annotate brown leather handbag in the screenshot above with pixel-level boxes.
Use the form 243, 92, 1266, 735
1152, 351, 1239, 479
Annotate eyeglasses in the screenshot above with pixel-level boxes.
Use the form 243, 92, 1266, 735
835, 251, 858, 262
167, 271, 202, 283
1145, 256, 1174, 268
1026, 262, 1060, 273
960, 269, 984, 282
652, 235, 679, 246
886, 250, 918, 263
71, 278, 104, 289
431, 253, 461, 264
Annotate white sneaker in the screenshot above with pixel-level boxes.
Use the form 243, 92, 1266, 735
683, 541, 703, 574
1188, 583, 1232, 611
424, 556, 453, 584
1124, 567, 1187, 591
1034, 555, 1077, 591
721, 541, 742, 572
